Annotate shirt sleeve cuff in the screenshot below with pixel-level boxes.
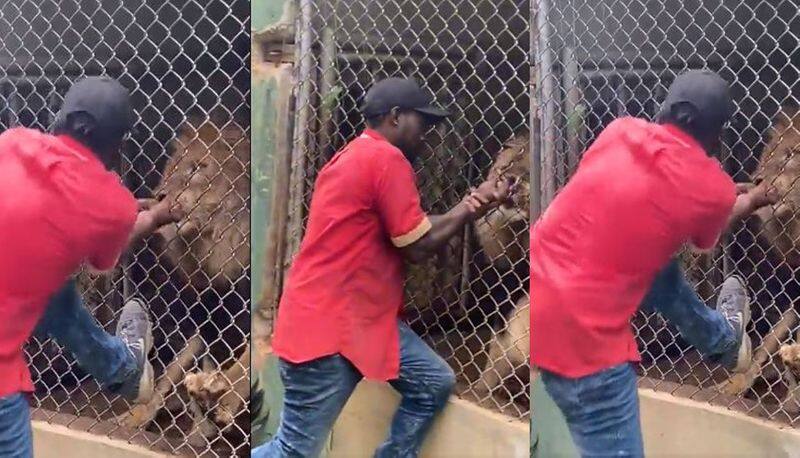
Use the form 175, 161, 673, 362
689, 233, 721, 253
86, 254, 121, 274
391, 216, 432, 248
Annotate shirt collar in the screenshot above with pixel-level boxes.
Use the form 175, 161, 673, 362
54, 134, 105, 166
360, 128, 390, 143
661, 123, 707, 153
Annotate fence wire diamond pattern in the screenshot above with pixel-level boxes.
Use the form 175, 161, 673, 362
1, 1, 251, 455
535, 0, 800, 425
279, 0, 531, 420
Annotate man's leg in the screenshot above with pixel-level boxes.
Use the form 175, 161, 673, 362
540, 363, 643, 458
640, 259, 751, 370
33, 279, 154, 402
254, 354, 362, 458
0, 393, 33, 458
374, 322, 456, 458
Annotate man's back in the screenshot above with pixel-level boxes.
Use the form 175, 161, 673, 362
531, 117, 736, 377
0, 127, 137, 397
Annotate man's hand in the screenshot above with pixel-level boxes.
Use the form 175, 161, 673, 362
148, 198, 185, 227
729, 182, 779, 224
126, 197, 185, 247
462, 177, 516, 219
400, 177, 517, 264
137, 198, 159, 211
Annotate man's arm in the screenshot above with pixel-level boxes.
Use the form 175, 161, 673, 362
87, 198, 183, 274
126, 199, 182, 247
726, 182, 777, 228
400, 179, 512, 263
690, 183, 777, 253
399, 202, 474, 264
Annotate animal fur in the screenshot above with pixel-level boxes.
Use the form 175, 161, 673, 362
779, 336, 800, 414
718, 106, 800, 396
475, 131, 530, 271
474, 295, 530, 398
154, 115, 250, 292
472, 131, 530, 406
718, 307, 798, 396
121, 115, 250, 443
753, 106, 800, 267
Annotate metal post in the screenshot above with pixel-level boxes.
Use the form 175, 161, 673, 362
562, 45, 582, 176
531, 1, 542, 218
288, 0, 314, 260
536, 0, 557, 206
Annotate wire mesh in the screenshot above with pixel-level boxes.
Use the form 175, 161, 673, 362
2, 1, 251, 455
537, 0, 800, 425
277, 0, 531, 420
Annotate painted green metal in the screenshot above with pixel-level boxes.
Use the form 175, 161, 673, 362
253, 0, 290, 34
531, 376, 579, 458
251, 75, 277, 313
251, 70, 293, 447
252, 0, 294, 449
252, 355, 283, 445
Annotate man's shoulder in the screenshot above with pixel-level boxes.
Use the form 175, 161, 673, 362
60, 161, 137, 226
333, 133, 410, 177
348, 133, 404, 159
602, 116, 654, 138
0, 127, 52, 157
584, 117, 655, 159
0, 126, 47, 141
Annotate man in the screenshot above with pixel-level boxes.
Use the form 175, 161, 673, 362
254, 78, 513, 458
531, 70, 777, 457
0, 76, 181, 456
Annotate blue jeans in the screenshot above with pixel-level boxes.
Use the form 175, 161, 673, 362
541, 259, 737, 457
0, 279, 139, 457
540, 363, 641, 457
0, 394, 33, 458
33, 279, 139, 397
252, 321, 456, 458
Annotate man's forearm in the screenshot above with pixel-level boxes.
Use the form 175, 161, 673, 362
425, 203, 475, 251
126, 204, 177, 248
86, 208, 173, 275
730, 183, 778, 228
401, 202, 474, 263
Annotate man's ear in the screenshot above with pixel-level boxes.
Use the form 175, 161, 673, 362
671, 101, 699, 127
388, 106, 401, 126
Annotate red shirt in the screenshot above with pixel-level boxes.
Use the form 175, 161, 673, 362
0, 128, 138, 398
271, 129, 431, 380
531, 118, 736, 378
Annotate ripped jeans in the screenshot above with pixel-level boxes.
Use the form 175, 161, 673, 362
253, 321, 456, 458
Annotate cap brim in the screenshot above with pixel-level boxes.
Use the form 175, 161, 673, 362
415, 106, 450, 120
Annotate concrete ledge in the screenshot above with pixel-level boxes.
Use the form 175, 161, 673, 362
533, 379, 800, 457
32, 421, 170, 458
640, 388, 800, 457
330, 381, 529, 457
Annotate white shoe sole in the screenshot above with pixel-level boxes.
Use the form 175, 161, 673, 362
133, 321, 155, 404
733, 333, 752, 374
729, 275, 752, 373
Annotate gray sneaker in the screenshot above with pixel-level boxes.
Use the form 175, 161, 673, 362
716, 275, 752, 373
116, 298, 154, 403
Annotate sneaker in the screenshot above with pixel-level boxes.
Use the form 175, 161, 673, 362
716, 275, 752, 373
116, 298, 154, 403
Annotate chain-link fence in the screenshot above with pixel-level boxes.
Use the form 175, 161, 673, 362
270, 0, 530, 420
1, 1, 251, 455
536, 0, 800, 425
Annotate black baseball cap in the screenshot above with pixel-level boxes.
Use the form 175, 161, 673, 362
360, 77, 450, 122
56, 76, 136, 138
659, 70, 735, 132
